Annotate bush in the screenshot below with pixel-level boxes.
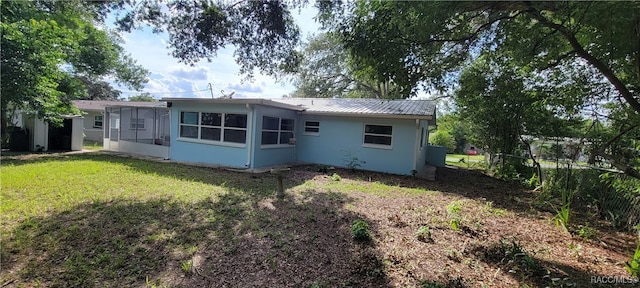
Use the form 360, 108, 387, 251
351, 220, 370, 241
429, 130, 455, 153
415, 225, 432, 242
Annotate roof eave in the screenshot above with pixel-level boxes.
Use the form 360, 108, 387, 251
299, 111, 434, 120
161, 98, 306, 111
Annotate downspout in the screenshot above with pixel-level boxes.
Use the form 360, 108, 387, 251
245, 104, 253, 167
412, 119, 420, 173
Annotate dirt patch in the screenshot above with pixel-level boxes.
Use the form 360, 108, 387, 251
1, 160, 637, 288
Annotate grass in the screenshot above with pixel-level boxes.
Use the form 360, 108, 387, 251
1, 153, 635, 287
82, 140, 103, 151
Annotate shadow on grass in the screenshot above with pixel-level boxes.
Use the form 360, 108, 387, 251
468, 240, 633, 288
1, 187, 389, 287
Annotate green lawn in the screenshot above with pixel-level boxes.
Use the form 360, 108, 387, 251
1, 153, 634, 287
82, 140, 102, 151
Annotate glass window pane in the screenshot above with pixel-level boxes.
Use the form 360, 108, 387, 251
224, 129, 246, 143
305, 127, 319, 133
180, 125, 198, 138
201, 127, 221, 141
181, 112, 198, 125
263, 116, 279, 130
225, 114, 247, 128
201, 113, 221, 126
262, 131, 278, 145
281, 118, 294, 131
364, 135, 392, 145
280, 132, 294, 144
305, 121, 319, 127
365, 124, 392, 135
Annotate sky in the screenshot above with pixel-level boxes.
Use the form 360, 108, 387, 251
114, 5, 321, 100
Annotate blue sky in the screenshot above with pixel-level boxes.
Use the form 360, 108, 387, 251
114, 5, 321, 100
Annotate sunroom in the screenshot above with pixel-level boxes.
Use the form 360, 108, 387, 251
103, 103, 171, 159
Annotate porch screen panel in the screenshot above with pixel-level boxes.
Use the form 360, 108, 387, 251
137, 108, 154, 144
157, 109, 170, 146
120, 107, 135, 142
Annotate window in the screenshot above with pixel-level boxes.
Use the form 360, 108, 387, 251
304, 120, 320, 135
363, 124, 392, 147
130, 118, 145, 130
262, 116, 295, 146
179, 111, 247, 144
94, 115, 103, 128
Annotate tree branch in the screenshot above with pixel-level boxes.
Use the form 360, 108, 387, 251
524, 2, 640, 114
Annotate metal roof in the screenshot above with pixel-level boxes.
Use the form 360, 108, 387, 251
273, 98, 436, 119
161, 98, 306, 111
72, 100, 167, 111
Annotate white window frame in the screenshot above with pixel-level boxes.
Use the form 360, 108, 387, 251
303, 120, 320, 136
93, 115, 103, 128
362, 123, 393, 149
261, 116, 295, 148
178, 111, 247, 147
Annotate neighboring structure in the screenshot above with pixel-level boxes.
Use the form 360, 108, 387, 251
72, 100, 166, 143
154, 98, 443, 176
10, 112, 84, 152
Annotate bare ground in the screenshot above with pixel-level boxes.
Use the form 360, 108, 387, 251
1, 157, 637, 287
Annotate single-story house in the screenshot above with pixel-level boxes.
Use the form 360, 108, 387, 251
72, 100, 167, 143
151, 97, 444, 176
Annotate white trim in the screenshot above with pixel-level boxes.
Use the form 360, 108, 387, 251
176, 137, 246, 148
362, 123, 393, 148
303, 120, 320, 136
362, 143, 393, 150
179, 111, 248, 144
260, 144, 294, 149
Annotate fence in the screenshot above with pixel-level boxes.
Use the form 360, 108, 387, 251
488, 153, 640, 231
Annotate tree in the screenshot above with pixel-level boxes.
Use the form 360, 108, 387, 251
436, 113, 471, 154
100, 0, 303, 79
1, 0, 148, 144
128, 93, 157, 102
429, 130, 455, 153
322, 1, 640, 179
291, 32, 402, 98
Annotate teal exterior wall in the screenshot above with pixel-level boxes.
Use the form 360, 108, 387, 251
425, 145, 447, 167
296, 115, 420, 175
415, 119, 431, 174
169, 102, 251, 168
251, 105, 298, 168
168, 101, 429, 175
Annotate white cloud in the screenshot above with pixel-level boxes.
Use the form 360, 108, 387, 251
168, 65, 210, 81
111, 4, 321, 100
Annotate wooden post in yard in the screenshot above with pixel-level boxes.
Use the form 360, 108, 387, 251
270, 168, 290, 199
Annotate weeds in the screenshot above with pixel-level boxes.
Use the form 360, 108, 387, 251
553, 188, 574, 232
446, 200, 463, 231
351, 220, 370, 241
181, 259, 193, 274
331, 173, 342, 181
626, 244, 640, 277
415, 225, 432, 243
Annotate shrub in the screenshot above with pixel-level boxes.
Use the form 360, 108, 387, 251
429, 130, 455, 153
415, 225, 432, 242
351, 220, 370, 241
